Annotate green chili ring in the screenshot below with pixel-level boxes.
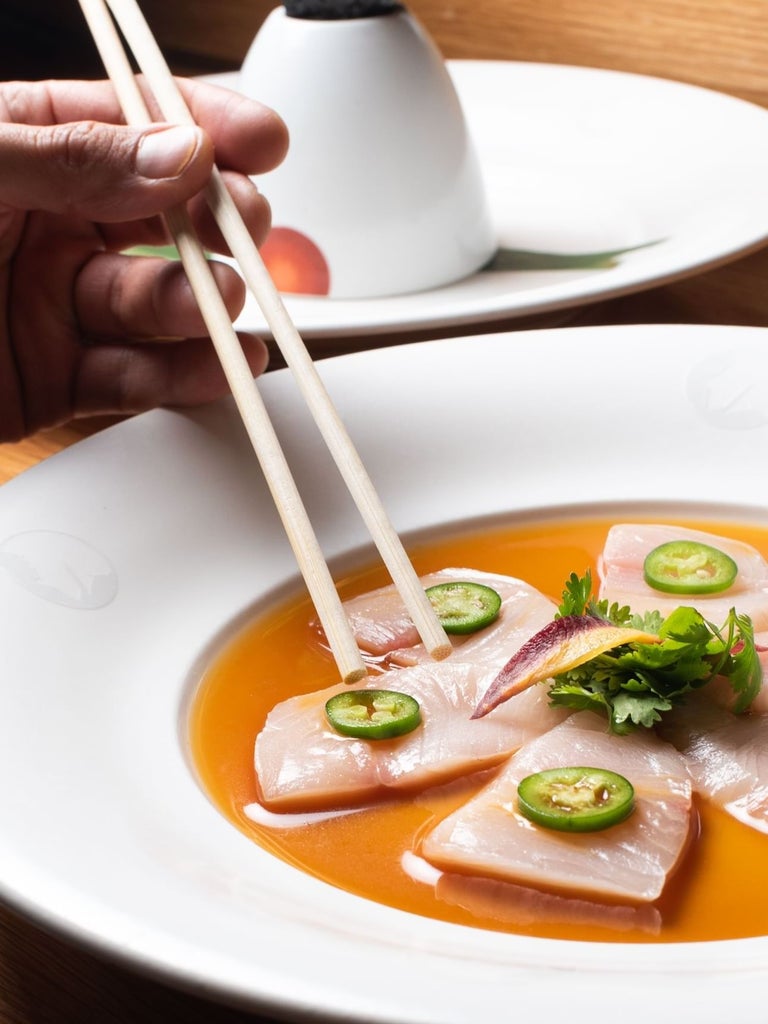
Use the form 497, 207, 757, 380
643, 540, 738, 595
517, 766, 635, 833
325, 689, 422, 740
425, 581, 502, 635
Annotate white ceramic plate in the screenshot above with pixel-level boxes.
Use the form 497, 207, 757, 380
212, 61, 768, 339
1, 323, 768, 1023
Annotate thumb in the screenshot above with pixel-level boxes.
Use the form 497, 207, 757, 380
0, 121, 214, 222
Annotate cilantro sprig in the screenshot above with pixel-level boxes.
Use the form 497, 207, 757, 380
549, 571, 762, 733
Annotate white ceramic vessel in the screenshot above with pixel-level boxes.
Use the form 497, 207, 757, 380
239, 5, 496, 297
2, 325, 768, 1023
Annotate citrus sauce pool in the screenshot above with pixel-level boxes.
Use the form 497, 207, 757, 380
189, 516, 768, 943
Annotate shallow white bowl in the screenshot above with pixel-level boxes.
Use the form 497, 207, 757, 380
0, 324, 767, 1021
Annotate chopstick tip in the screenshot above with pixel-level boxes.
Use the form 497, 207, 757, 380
430, 642, 453, 662
343, 666, 369, 685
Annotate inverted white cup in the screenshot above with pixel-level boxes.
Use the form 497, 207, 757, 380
239, 6, 496, 298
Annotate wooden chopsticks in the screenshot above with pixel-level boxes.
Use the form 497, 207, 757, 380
77, 0, 452, 681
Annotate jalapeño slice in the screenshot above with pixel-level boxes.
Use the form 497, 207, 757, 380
643, 540, 738, 595
325, 689, 421, 740
517, 766, 635, 832
425, 581, 502, 635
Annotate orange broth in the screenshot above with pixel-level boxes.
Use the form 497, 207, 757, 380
189, 515, 768, 943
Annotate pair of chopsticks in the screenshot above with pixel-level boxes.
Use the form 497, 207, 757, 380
77, 0, 452, 682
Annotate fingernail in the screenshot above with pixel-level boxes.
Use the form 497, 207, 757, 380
135, 125, 201, 179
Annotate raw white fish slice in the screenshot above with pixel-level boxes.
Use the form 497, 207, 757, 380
419, 716, 693, 903
255, 662, 566, 810
256, 572, 564, 810
659, 695, 768, 834
339, 568, 553, 666
598, 524, 768, 628
434, 869, 662, 935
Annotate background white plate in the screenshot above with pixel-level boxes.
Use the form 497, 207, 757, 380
1, 324, 768, 1022
216, 61, 768, 338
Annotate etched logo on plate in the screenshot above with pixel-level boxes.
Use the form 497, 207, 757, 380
687, 353, 768, 430
0, 530, 118, 609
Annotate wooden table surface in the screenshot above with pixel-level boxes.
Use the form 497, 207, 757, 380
1, 0, 768, 1020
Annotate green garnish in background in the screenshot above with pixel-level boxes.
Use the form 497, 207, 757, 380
549, 571, 762, 733
484, 240, 662, 272
125, 240, 663, 272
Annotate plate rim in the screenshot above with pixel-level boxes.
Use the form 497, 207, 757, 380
208, 59, 768, 338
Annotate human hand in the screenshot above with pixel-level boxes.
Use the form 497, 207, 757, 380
0, 76, 288, 441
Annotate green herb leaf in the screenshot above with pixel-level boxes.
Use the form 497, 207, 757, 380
611, 692, 673, 730
716, 611, 761, 713
548, 572, 762, 732
556, 571, 594, 618
547, 682, 616, 719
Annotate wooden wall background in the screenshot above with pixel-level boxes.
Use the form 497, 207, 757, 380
2, 0, 767, 109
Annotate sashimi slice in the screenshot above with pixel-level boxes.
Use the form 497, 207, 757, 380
256, 572, 566, 810
598, 524, 768, 628
434, 870, 662, 935
337, 568, 553, 666
400, 847, 661, 934
659, 695, 768, 834
255, 662, 567, 810
419, 716, 693, 903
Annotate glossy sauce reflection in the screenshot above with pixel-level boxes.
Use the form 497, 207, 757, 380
189, 516, 768, 943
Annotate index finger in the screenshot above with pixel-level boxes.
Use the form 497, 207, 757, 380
178, 78, 289, 174
0, 77, 288, 175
